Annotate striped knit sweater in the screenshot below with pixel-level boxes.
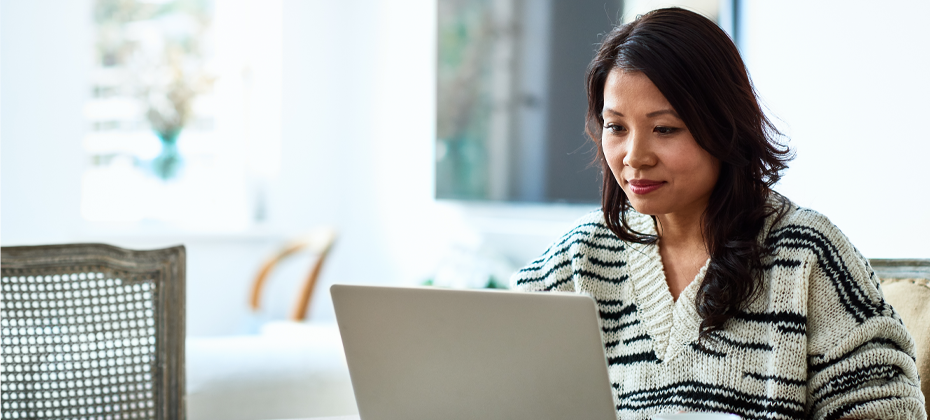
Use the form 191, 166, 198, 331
511, 203, 926, 420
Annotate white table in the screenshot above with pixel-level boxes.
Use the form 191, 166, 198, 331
187, 322, 358, 420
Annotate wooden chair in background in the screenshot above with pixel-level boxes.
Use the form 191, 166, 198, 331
249, 227, 337, 321
869, 258, 930, 415
186, 228, 354, 420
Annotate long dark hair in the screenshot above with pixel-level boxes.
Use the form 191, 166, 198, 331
584, 8, 793, 337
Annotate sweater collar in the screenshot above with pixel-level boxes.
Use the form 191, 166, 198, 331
624, 211, 707, 362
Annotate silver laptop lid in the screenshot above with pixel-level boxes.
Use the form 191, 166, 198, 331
331, 285, 616, 420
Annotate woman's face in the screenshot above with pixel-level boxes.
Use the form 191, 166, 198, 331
601, 69, 720, 220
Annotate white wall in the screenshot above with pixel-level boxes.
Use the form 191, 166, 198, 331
1, 0, 457, 336
740, 0, 930, 258
3, 0, 928, 338
1, 0, 560, 337
1, 0, 89, 245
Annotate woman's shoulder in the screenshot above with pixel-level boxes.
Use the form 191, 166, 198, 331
560, 208, 652, 243
530, 208, 646, 266
549, 210, 622, 251
567, 209, 610, 232
764, 196, 852, 248
511, 209, 633, 291
764, 196, 880, 297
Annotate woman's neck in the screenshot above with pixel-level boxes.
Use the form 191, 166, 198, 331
655, 210, 710, 300
655, 211, 705, 249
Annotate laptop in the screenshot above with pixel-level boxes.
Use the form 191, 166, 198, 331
330, 284, 617, 420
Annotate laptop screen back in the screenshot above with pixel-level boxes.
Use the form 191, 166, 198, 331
331, 285, 616, 420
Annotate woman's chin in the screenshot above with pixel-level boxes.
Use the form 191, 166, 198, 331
627, 199, 664, 216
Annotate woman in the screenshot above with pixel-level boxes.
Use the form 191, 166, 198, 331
511, 8, 925, 420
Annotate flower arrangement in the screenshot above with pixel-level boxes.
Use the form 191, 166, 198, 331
94, 0, 214, 179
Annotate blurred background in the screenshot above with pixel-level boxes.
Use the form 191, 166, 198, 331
2, 0, 929, 418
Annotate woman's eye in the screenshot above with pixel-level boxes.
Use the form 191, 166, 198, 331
605, 124, 626, 134
655, 126, 678, 135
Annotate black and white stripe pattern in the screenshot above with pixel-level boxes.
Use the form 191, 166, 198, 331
511, 204, 926, 420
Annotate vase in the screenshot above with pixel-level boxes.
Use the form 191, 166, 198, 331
152, 130, 183, 180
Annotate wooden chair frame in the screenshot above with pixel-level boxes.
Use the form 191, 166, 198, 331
868, 258, 930, 279
1, 244, 186, 420
249, 228, 337, 321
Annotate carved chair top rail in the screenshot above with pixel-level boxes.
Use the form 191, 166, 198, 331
868, 258, 930, 280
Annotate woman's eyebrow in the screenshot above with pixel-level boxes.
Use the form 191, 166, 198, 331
646, 109, 680, 118
602, 108, 680, 119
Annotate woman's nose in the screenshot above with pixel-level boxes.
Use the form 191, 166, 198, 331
622, 131, 655, 168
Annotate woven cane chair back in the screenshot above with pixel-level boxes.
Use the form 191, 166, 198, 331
869, 258, 930, 416
1, 244, 185, 420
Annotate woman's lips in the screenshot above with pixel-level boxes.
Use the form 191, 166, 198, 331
627, 179, 666, 195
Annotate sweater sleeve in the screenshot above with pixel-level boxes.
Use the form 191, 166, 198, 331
794, 213, 926, 420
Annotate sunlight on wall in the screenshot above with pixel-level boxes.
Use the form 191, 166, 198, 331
4, 0, 928, 337
741, 0, 930, 258
622, 0, 720, 22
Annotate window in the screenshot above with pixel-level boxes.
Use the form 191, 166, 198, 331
435, 0, 735, 203
82, 0, 281, 232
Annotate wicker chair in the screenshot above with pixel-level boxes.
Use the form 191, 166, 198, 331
870, 258, 930, 416
1, 244, 186, 420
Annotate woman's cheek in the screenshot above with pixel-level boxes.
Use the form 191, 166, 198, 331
603, 143, 625, 183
